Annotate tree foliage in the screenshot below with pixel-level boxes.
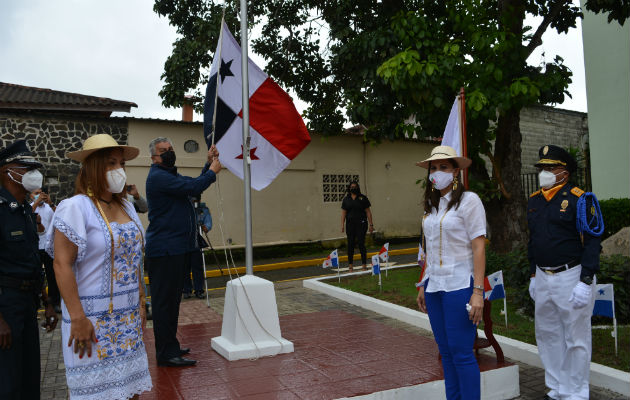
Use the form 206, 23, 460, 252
154, 0, 627, 251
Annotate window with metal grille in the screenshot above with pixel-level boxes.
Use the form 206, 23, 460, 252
322, 174, 359, 202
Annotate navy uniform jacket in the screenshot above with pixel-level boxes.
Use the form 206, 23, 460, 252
0, 188, 41, 280
527, 183, 602, 280
145, 163, 216, 257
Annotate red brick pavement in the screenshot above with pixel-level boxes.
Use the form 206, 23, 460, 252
140, 308, 507, 400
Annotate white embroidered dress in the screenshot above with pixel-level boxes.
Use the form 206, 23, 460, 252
46, 195, 152, 400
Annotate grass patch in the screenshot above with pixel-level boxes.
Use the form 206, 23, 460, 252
329, 266, 629, 372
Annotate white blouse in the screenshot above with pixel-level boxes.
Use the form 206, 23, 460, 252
421, 191, 486, 293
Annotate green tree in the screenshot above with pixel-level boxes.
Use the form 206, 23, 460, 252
154, 0, 628, 251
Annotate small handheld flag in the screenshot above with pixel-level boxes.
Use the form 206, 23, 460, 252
379, 243, 389, 262
322, 250, 339, 269
593, 283, 617, 355
484, 270, 505, 301
484, 270, 507, 327
371, 255, 380, 275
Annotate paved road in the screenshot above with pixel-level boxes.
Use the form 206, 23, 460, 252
40, 279, 627, 399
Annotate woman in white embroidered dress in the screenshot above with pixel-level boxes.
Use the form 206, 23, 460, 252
415, 146, 486, 400
47, 134, 152, 400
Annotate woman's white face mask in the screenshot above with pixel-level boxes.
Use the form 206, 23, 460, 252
106, 168, 127, 193
429, 170, 454, 190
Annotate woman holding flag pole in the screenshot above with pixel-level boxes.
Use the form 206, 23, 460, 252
415, 145, 487, 400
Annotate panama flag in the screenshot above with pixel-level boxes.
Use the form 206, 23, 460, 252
379, 243, 389, 262
441, 96, 463, 157
483, 270, 505, 301
371, 255, 381, 275
322, 250, 339, 269
204, 23, 311, 190
593, 283, 615, 318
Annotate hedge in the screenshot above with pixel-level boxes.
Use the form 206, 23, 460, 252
599, 198, 630, 240
486, 248, 630, 324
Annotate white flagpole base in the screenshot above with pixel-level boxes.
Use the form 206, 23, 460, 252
211, 275, 294, 361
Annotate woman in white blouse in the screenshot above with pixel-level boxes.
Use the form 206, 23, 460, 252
47, 134, 152, 400
416, 145, 486, 400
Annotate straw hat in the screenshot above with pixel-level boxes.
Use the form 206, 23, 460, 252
67, 134, 139, 163
415, 145, 472, 169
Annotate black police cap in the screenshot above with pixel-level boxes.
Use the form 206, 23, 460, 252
534, 144, 577, 173
0, 140, 43, 168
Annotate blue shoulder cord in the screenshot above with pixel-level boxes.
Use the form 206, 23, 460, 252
576, 192, 605, 241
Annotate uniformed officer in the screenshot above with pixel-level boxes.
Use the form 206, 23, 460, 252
0, 140, 57, 399
527, 145, 603, 400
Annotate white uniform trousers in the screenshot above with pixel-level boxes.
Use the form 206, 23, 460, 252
534, 265, 595, 400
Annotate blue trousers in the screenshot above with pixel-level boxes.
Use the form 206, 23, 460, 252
425, 283, 480, 400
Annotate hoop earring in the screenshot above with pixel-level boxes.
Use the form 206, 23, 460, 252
453, 176, 458, 191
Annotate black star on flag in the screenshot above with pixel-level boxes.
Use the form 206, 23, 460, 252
203, 58, 237, 146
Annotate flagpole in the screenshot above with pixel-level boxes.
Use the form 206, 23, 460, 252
240, 0, 253, 275
459, 87, 469, 190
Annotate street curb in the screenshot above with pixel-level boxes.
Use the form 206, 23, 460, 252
144, 247, 418, 283
303, 266, 630, 397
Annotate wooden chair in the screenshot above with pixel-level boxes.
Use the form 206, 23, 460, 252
473, 299, 504, 363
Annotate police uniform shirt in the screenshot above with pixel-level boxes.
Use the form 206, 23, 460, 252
341, 194, 371, 222
527, 183, 601, 279
0, 187, 41, 280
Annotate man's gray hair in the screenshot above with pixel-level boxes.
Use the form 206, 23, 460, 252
149, 137, 172, 156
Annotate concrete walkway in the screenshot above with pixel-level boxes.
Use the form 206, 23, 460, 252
40, 280, 628, 399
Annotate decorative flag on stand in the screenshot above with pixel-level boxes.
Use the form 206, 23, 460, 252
371, 255, 381, 275
484, 270, 505, 301
378, 243, 389, 262
322, 250, 339, 269
593, 283, 617, 355
204, 23, 311, 190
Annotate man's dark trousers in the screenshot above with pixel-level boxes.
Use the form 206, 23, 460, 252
0, 288, 40, 399
148, 253, 190, 362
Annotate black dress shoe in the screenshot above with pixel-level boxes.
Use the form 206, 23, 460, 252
195, 291, 205, 299
179, 348, 190, 356
183, 292, 192, 299
158, 356, 197, 367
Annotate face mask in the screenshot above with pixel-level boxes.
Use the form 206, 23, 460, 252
350, 188, 359, 194
33, 194, 40, 201
160, 150, 176, 168
429, 170, 454, 190
539, 170, 565, 189
106, 168, 127, 193
7, 168, 43, 191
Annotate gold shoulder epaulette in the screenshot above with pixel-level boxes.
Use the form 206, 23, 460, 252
529, 190, 541, 198
570, 187, 585, 197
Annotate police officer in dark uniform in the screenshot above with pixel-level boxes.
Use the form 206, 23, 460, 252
0, 140, 57, 399
527, 145, 603, 400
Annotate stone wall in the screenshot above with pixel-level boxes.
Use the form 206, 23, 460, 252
0, 112, 129, 203
520, 106, 589, 174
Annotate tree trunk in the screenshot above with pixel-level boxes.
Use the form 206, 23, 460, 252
486, 108, 529, 252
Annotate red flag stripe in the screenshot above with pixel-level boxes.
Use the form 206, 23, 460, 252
239, 78, 310, 160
